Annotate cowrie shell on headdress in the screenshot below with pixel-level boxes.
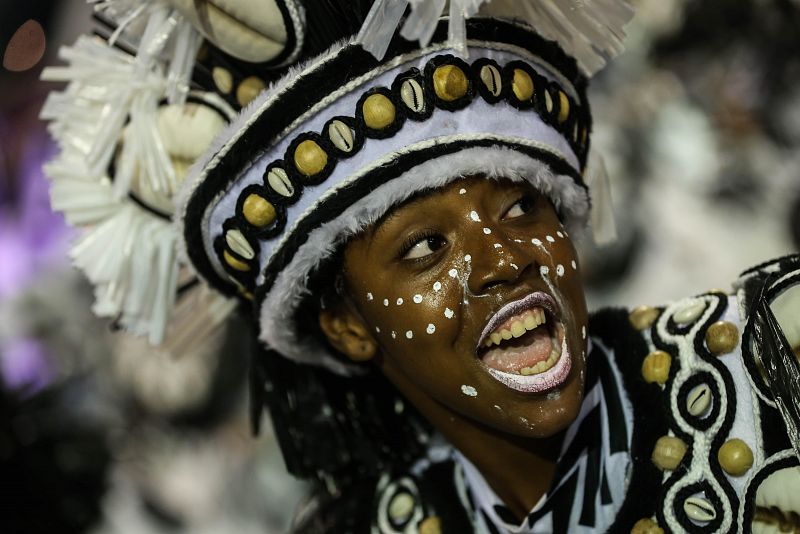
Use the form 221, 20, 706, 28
683, 497, 716, 522
479, 64, 502, 97
267, 166, 294, 197
400, 78, 425, 113
212, 66, 233, 94
242, 193, 276, 227
544, 89, 554, 113
225, 229, 255, 260
328, 120, 354, 153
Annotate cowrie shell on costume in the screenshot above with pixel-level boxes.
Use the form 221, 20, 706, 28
687, 384, 712, 417
328, 120, 354, 153
683, 497, 716, 523
243, 193, 276, 227
433, 64, 468, 102
400, 78, 425, 113
479, 64, 502, 96
212, 66, 233, 94
225, 229, 254, 260
267, 166, 294, 197
674, 300, 706, 324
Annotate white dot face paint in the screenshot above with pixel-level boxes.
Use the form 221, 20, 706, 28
405, 330, 413, 339
556, 264, 565, 277
469, 210, 481, 222
448, 268, 458, 278
366, 292, 373, 301
433, 281, 442, 291
557, 231, 564, 238
444, 307, 454, 319
532, 238, 542, 246
582, 325, 586, 339
546, 235, 555, 243
514, 239, 524, 243
464, 254, 471, 262
396, 297, 404, 305
483, 227, 491, 234
413, 294, 423, 304
461, 385, 477, 397
540, 265, 550, 276
493, 243, 502, 248
383, 299, 389, 307
426, 323, 436, 334
391, 331, 397, 339
510, 263, 518, 270
571, 260, 577, 270
459, 188, 467, 195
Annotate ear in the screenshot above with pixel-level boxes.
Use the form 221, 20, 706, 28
319, 307, 378, 362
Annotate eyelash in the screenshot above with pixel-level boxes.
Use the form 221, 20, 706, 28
399, 229, 441, 261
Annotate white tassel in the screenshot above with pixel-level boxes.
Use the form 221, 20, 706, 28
355, 0, 634, 77
585, 150, 617, 245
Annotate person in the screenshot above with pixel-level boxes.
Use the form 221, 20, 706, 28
42, 1, 800, 532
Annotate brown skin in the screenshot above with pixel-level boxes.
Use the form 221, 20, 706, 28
319, 176, 589, 520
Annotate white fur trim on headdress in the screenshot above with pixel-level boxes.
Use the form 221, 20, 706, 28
259, 144, 589, 375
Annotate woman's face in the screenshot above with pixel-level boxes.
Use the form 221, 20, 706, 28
331, 176, 588, 438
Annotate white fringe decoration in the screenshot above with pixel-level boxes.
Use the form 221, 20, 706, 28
40, 1, 231, 347
356, 0, 634, 76
585, 149, 617, 245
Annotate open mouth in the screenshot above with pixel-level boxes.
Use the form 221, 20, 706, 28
476, 292, 572, 393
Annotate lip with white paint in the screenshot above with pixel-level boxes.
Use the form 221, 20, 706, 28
476, 291, 572, 394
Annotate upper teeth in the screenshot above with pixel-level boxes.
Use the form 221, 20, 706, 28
484, 308, 546, 348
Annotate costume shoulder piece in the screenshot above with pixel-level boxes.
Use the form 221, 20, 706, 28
606, 253, 800, 534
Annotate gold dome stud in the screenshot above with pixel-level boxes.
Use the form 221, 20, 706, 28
432, 64, 469, 102
629, 305, 659, 331
418, 517, 442, 534
511, 68, 534, 102
293, 139, 328, 177
642, 350, 671, 384
242, 193, 276, 228
362, 93, 396, 130
651, 435, 687, 471
558, 90, 570, 123
223, 250, 251, 272
631, 518, 664, 534
236, 76, 266, 107
705, 321, 739, 355
718, 438, 753, 476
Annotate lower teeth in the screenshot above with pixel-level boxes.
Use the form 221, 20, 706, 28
520, 344, 561, 376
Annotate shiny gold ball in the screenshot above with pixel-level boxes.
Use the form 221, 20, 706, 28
705, 321, 739, 355
558, 90, 570, 123
642, 350, 671, 384
242, 193, 276, 228
418, 516, 442, 534
718, 438, 753, 476
236, 76, 266, 107
362, 93, 396, 130
293, 139, 328, 177
432, 64, 469, 102
223, 250, 251, 272
512, 68, 534, 102
631, 518, 664, 534
629, 305, 660, 331
651, 435, 687, 471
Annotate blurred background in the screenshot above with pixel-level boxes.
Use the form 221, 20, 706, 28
0, 0, 797, 532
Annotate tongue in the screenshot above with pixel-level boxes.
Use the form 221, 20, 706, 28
481, 326, 554, 373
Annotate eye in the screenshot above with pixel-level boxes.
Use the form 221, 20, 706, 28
504, 194, 537, 219
402, 233, 447, 260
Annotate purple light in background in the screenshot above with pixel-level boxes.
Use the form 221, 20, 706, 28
1, 337, 52, 393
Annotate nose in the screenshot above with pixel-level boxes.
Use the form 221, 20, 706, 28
466, 228, 537, 295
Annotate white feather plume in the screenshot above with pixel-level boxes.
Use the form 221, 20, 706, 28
356, 0, 634, 76
40, 2, 232, 348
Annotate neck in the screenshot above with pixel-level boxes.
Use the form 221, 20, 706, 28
392, 374, 563, 521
